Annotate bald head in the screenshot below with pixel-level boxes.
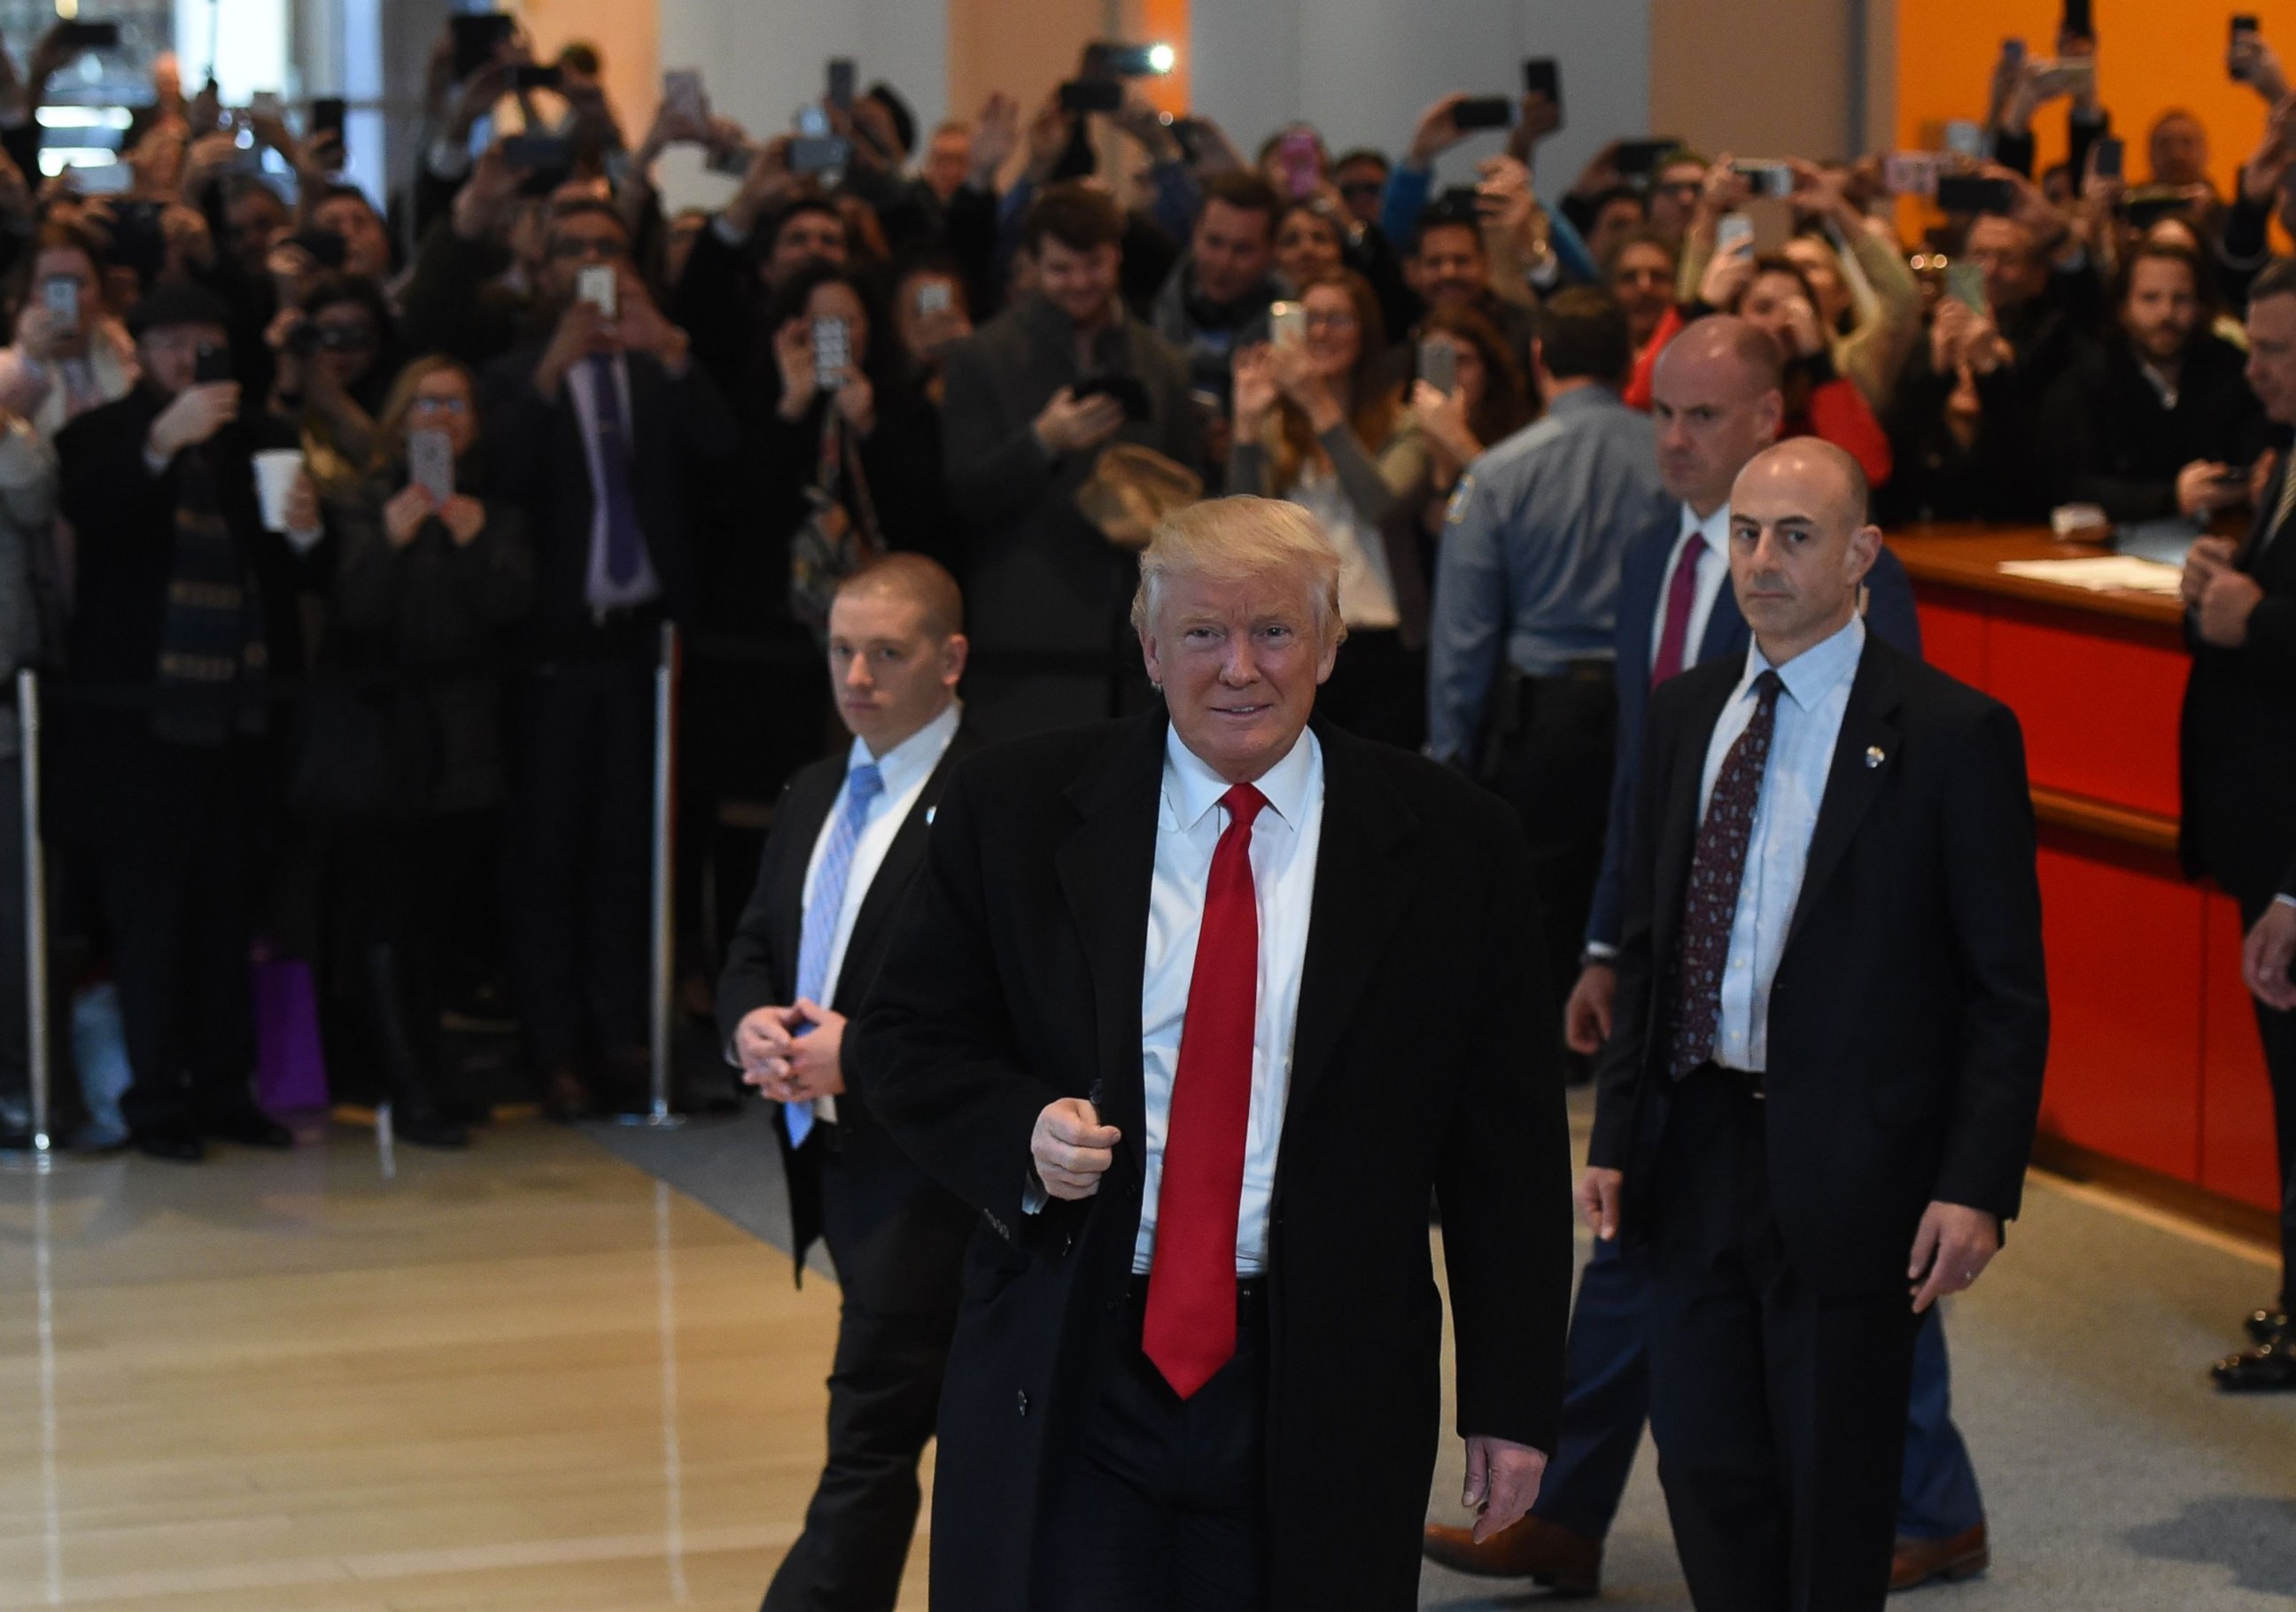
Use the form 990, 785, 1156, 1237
1726, 438, 1881, 664
1650, 315, 1787, 514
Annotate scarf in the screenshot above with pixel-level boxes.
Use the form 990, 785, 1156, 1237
150, 449, 268, 747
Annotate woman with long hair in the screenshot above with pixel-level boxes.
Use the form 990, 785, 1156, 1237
1228, 268, 1431, 748
1408, 300, 1534, 535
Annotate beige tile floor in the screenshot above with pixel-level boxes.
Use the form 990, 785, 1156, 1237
0, 1120, 924, 1610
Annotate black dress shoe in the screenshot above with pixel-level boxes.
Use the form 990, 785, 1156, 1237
199, 1104, 294, 1149
133, 1124, 206, 1163
2212, 1340, 2296, 1391
2246, 1309, 2289, 1346
392, 1108, 470, 1150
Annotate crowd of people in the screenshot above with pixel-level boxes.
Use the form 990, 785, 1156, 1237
2, 12, 2296, 1608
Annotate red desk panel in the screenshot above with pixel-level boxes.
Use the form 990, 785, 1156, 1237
2201, 891, 2282, 1213
1984, 601, 2186, 819
1912, 594, 1988, 689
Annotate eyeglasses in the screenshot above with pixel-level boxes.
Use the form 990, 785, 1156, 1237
1304, 311, 1358, 331
549, 235, 628, 261
1655, 181, 1703, 199
409, 395, 471, 415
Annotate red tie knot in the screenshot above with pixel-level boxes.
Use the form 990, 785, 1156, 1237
1222, 783, 1269, 835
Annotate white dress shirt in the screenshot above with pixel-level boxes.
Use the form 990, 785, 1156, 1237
562, 352, 662, 610
1698, 614, 1866, 1073
1133, 725, 1326, 1275
1650, 502, 1732, 674
796, 701, 961, 1123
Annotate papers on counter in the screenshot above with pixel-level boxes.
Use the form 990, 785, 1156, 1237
1995, 555, 2186, 596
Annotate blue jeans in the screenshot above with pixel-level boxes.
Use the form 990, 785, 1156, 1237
1532, 1237, 1984, 1541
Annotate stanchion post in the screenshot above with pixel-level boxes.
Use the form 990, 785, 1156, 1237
643, 623, 681, 1128
19, 667, 53, 1159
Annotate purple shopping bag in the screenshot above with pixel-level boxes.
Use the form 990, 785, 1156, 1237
252, 950, 330, 1114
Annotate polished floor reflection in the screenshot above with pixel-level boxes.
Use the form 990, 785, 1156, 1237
0, 1120, 926, 1610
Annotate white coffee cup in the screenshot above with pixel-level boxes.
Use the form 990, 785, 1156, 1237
252, 448, 304, 533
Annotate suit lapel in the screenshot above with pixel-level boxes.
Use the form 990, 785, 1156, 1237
1288, 724, 1416, 1119
842, 727, 979, 987
1052, 717, 1166, 1169
1783, 640, 1903, 953
772, 763, 846, 995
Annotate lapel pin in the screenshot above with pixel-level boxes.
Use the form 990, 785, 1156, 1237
1865, 746, 1885, 769
926, 806, 937, 825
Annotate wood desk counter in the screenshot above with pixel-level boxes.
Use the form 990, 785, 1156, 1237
1881, 523, 2276, 1229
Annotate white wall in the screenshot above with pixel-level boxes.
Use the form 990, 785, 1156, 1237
655, 0, 947, 212
1191, 0, 1652, 200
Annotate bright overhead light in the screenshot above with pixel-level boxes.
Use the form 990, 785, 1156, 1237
1148, 43, 1175, 74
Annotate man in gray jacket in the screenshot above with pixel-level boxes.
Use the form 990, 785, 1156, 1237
940, 182, 1203, 740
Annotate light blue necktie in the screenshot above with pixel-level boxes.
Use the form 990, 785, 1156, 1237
787, 762, 883, 1146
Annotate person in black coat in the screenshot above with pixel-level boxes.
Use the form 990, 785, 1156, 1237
56, 278, 301, 1162
1585, 440, 2048, 1611
846, 498, 1572, 1612
478, 198, 738, 1118
2180, 260, 2296, 1389
322, 354, 531, 1148
717, 556, 979, 1612
2041, 238, 2271, 524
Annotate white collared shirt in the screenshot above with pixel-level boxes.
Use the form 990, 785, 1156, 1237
1651, 502, 1732, 677
796, 700, 961, 1121
1698, 614, 1866, 1073
1134, 724, 1326, 1276
562, 352, 662, 610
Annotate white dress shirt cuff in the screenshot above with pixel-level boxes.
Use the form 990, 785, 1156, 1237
1022, 1171, 1049, 1215
2276, 893, 2296, 912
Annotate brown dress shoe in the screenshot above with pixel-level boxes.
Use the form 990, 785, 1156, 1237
1421, 1515, 1602, 1595
1891, 1521, 1989, 1592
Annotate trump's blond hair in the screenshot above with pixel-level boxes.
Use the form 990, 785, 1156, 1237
1129, 495, 1346, 646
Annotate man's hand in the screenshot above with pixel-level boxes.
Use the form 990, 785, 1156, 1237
1406, 92, 1469, 168
2245, 902, 2296, 1012
2198, 569, 2266, 648
438, 493, 486, 546
735, 1004, 802, 1087
1577, 1166, 1623, 1242
1032, 386, 1125, 457
723, 136, 795, 239
1462, 1436, 1547, 1543
1908, 1201, 2000, 1312
780, 999, 848, 1101
1563, 962, 1616, 1057
613, 274, 691, 373
453, 143, 530, 242
147, 381, 239, 459
969, 91, 1020, 187
2177, 460, 2246, 520
533, 298, 610, 399
1023, 94, 1075, 184
1031, 1097, 1120, 1200
2182, 534, 2238, 609
384, 483, 432, 547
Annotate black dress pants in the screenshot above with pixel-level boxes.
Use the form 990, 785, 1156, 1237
1643, 1068, 1920, 1612
505, 651, 654, 1073
2231, 885, 2296, 1314
1032, 1280, 1271, 1612
1481, 663, 1616, 1019
761, 1133, 972, 1612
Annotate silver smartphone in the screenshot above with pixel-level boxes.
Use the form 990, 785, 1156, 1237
577, 262, 617, 319
811, 314, 851, 391
1716, 212, 1757, 258
409, 428, 455, 503
915, 279, 952, 315
662, 70, 707, 126
41, 275, 77, 325
1418, 337, 1457, 396
1269, 300, 1305, 347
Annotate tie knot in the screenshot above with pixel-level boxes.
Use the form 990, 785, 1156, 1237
1752, 669, 1785, 709
1221, 783, 1268, 835
848, 762, 884, 804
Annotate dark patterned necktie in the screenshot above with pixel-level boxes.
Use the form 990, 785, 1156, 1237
1668, 670, 1785, 1078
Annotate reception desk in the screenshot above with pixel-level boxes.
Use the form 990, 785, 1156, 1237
1886, 526, 2277, 1224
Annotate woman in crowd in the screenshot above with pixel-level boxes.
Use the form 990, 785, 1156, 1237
1408, 301, 1533, 537
323, 355, 531, 1147
1725, 252, 1895, 485
265, 271, 399, 508
0, 221, 138, 443
1274, 198, 1346, 289
1229, 267, 1431, 748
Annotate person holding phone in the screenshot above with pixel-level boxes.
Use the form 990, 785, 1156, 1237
1148, 172, 1284, 449
320, 356, 531, 1148
0, 221, 137, 445
1229, 271, 1428, 748
1408, 304, 1533, 535
888, 257, 974, 397
264, 273, 399, 511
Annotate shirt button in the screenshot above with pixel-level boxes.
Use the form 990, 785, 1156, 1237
1016, 1391, 1029, 1417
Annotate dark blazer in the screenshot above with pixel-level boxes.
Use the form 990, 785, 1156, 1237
1587, 634, 2049, 1295
938, 294, 1202, 667
477, 343, 740, 653
2180, 451, 2296, 906
1586, 517, 1924, 951
2040, 333, 2272, 524
846, 714, 1574, 1612
717, 722, 981, 1279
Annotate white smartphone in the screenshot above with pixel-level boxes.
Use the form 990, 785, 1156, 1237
41, 275, 78, 326
1716, 212, 1756, 258
1269, 300, 1306, 347
811, 314, 851, 391
1418, 337, 1457, 396
914, 279, 952, 315
577, 262, 618, 319
409, 428, 455, 503
663, 70, 707, 127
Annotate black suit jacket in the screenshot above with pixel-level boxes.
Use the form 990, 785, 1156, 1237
1588, 634, 2049, 1295
716, 722, 981, 1281
846, 714, 1573, 1612
2180, 454, 2296, 909
477, 342, 739, 654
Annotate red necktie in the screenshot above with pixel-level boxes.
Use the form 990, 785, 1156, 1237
1650, 535, 1704, 689
1143, 782, 1267, 1399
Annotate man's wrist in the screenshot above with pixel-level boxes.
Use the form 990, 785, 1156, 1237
1579, 943, 1617, 969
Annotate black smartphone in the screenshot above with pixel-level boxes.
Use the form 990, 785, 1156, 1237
500, 133, 571, 169
1616, 137, 1684, 178
1935, 174, 2016, 215
2093, 136, 2124, 181
1454, 97, 1517, 133
2233, 16, 2262, 81
54, 19, 121, 50
1523, 58, 1562, 121
511, 64, 562, 91
2122, 185, 2196, 229
789, 136, 850, 175
194, 342, 234, 384
287, 228, 348, 269
1058, 78, 1124, 114
826, 57, 856, 110
1074, 373, 1152, 420
1086, 42, 1171, 77
2060, 0, 2092, 42
449, 13, 515, 81
309, 96, 346, 159
1733, 159, 1796, 198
